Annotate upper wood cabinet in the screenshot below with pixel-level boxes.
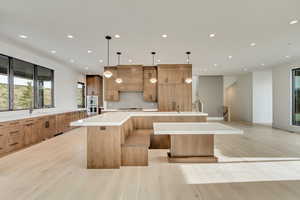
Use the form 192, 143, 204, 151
117, 65, 143, 92
104, 67, 119, 101
86, 75, 104, 106
143, 66, 157, 102
157, 64, 192, 112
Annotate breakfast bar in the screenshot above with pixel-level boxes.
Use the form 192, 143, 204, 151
154, 122, 243, 163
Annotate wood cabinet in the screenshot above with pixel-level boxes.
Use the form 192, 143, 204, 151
157, 64, 192, 111
7, 122, 24, 152
143, 67, 157, 102
104, 67, 119, 101
23, 119, 36, 146
0, 110, 87, 157
117, 65, 143, 92
86, 75, 103, 107
0, 125, 8, 154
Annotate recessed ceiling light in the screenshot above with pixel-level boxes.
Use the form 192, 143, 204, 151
50, 50, 56, 54
250, 42, 256, 47
243, 68, 248, 71
289, 20, 298, 25
70, 59, 75, 63
209, 33, 216, 38
157, 59, 161, 62
261, 63, 265, 66
285, 55, 290, 58
114, 34, 120, 38
19, 35, 28, 39
128, 59, 132, 63
67, 35, 74, 39
228, 56, 233, 59
85, 67, 89, 70
87, 50, 93, 53
213, 64, 218, 67
161, 34, 168, 38
99, 59, 103, 63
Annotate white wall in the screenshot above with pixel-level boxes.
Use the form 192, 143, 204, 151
197, 76, 224, 117
252, 70, 273, 124
272, 61, 300, 132
225, 73, 253, 122
0, 38, 84, 117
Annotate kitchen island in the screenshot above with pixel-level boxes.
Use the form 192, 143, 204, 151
71, 111, 208, 169
154, 122, 243, 163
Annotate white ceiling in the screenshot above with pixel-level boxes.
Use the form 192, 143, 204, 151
1, 0, 300, 75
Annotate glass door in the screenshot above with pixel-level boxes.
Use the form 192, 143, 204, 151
292, 68, 300, 125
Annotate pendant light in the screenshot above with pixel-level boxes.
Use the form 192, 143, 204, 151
184, 51, 192, 84
151, 52, 156, 65
115, 51, 123, 84
103, 35, 113, 78
186, 51, 191, 64
117, 52, 122, 65
149, 52, 157, 84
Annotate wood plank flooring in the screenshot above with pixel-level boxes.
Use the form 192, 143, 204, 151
1, 122, 300, 200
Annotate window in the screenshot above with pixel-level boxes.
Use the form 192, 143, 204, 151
12, 59, 34, 110
0, 54, 55, 111
36, 66, 54, 108
0, 55, 9, 111
292, 68, 300, 125
77, 82, 85, 108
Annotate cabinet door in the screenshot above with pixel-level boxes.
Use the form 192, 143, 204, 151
43, 116, 56, 139
0, 127, 8, 154
158, 84, 176, 111
143, 68, 157, 102
175, 83, 192, 111
23, 120, 35, 146
104, 67, 119, 101
7, 125, 24, 152
117, 66, 143, 92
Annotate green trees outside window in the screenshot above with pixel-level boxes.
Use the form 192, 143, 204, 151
0, 54, 54, 111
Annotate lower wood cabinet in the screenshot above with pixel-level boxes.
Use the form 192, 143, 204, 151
0, 110, 87, 157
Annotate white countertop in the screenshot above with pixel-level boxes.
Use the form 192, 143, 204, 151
153, 122, 243, 135
0, 108, 86, 123
102, 108, 158, 112
71, 112, 208, 126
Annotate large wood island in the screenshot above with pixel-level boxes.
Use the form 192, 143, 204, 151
71, 112, 208, 169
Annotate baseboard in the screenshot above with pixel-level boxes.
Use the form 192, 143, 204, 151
207, 117, 224, 121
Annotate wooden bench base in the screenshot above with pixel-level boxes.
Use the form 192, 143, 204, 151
121, 135, 150, 166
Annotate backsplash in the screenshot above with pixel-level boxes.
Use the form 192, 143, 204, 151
106, 92, 157, 109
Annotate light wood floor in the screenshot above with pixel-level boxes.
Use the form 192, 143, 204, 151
1, 122, 300, 200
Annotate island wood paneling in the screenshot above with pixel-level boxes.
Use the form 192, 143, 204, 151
170, 134, 214, 157
87, 126, 121, 169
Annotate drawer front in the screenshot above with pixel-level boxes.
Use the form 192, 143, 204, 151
8, 126, 24, 145
0, 129, 8, 154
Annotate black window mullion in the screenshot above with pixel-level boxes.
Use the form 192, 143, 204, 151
51, 70, 55, 107
33, 65, 37, 109
8, 57, 14, 111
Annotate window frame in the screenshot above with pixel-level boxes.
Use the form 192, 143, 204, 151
0, 55, 10, 111
77, 82, 86, 108
0, 53, 55, 112
34, 65, 55, 109
292, 68, 300, 126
